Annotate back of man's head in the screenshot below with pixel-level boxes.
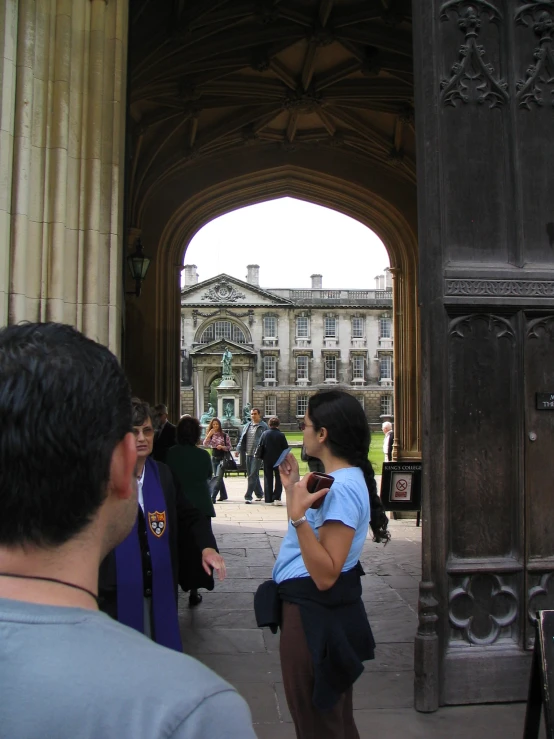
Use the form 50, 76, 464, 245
0, 322, 132, 547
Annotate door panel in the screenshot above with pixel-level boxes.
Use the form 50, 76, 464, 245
525, 316, 554, 647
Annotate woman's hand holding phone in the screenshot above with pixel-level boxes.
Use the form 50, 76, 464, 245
280, 455, 331, 521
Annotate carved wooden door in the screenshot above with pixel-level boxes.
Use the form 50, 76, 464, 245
413, 0, 554, 710
525, 317, 554, 648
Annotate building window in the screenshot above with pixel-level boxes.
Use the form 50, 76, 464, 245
263, 355, 276, 381
297, 395, 309, 417
381, 394, 393, 416
263, 316, 276, 338
352, 356, 365, 380
297, 355, 309, 380
324, 317, 337, 338
380, 355, 392, 380
324, 355, 337, 381
200, 320, 246, 344
352, 317, 364, 338
265, 395, 276, 417
379, 316, 392, 339
296, 316, 309, 338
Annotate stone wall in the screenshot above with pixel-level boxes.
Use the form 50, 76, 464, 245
0, 0, 129, 354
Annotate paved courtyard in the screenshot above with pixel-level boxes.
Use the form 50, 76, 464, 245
177, 476, 542, 738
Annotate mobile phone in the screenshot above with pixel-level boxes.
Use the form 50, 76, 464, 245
273, 447, 292, 468
306, 472, 334, 509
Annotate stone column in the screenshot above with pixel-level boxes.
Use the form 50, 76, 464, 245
244, 365, 253, 409
0, 1, 18, 326
0, 0, 129, 355
193, 367, 204, 420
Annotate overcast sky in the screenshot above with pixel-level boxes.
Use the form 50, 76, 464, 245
182, 197, 390, 290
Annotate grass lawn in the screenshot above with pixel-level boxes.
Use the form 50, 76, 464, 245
284, 430, 385, 475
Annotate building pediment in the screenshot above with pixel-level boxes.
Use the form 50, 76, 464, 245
190, 338, 256, 356
182, 274, 293, 307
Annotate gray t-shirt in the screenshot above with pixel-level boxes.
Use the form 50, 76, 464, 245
0, 597, 256, 738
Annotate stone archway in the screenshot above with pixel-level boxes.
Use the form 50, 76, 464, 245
140, 165, 420, 461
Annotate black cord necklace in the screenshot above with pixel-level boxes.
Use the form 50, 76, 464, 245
0, 573, 99, 605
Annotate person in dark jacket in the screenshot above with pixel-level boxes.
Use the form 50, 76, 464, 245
152, 403, 176, 463
166, 415, 220, 606
256, 416, 289, 505
99, 400, 226, 641
255, 390, 390, 739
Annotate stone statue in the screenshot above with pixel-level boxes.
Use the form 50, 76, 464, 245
242, 402, 252, 424
200, 403, 215, 425
221, 347, 233, 378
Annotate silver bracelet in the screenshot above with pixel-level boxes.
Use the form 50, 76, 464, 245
291, 515, 307, 529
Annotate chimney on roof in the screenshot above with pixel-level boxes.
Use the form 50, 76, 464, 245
375, 274, 385, 290
384, 267, 392, 289
183, 264, 199, 285
246, 264, 259, 286
311, 274, 322, 289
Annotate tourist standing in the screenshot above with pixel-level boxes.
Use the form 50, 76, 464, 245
203, 417, 231, 502
0, 322, 255, 738
236, 408, 268, 503
152, 403, 176, 463
256, 416, 289, 505
254, 390, 390, 739
166, 416, 222, 607
382, 421, 393, 462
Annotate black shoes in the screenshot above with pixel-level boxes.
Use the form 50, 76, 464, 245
189, 590, 203, 607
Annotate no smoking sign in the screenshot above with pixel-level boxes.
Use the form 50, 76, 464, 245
391, 472, 412, 502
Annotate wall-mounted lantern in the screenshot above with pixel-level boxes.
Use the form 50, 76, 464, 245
126, 239, 151, 297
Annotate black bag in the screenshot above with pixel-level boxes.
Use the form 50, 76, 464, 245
221, 451, 237, 471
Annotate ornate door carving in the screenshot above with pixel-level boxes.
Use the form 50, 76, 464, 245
414, 0, 554, 709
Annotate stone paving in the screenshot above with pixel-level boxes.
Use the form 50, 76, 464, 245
177, 476, 542, 738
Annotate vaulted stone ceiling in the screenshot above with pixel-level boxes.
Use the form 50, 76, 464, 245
128, 0, 414, 220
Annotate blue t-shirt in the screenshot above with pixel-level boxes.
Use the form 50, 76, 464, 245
272, 466, 371, 584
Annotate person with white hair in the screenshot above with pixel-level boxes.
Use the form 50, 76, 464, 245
382, 421, 393, 462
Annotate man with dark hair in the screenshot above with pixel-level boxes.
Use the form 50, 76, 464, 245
256, 416, 289, 506
153, 402, 176, 463
236, 407, 268, 503
0, 322, 255, 738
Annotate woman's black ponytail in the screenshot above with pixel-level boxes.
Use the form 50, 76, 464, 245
358, 457, 390, 544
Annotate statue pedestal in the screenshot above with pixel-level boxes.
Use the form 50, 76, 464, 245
217, 384, 243, 447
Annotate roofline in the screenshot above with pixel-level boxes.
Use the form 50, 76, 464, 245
180, 273, 294, 305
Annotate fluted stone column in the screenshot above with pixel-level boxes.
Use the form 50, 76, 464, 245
0, 0, 129, 355
193, 367, 204, 420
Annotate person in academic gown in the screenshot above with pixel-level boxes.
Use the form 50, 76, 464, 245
98, 399, 226, 650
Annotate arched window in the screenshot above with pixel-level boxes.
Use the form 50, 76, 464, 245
199, 320, 247, 344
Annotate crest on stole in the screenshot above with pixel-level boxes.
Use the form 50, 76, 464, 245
148, 511, 166, 538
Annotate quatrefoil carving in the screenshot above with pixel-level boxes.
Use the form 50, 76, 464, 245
449, 574, 518, 645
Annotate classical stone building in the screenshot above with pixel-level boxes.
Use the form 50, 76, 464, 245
180, 266, 394, 427
2, 0, 554, 712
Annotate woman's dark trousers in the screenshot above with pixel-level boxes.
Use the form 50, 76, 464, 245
210, 457, 228, 501
280, 602, 359, 739
263, 463, 282, 503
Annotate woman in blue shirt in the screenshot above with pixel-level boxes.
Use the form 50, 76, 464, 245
266, 390, 389, 739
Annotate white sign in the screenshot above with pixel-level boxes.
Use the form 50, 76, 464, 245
391, 472, 413, 502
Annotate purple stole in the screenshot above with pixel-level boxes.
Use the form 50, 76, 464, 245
114, 457, 182, 652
